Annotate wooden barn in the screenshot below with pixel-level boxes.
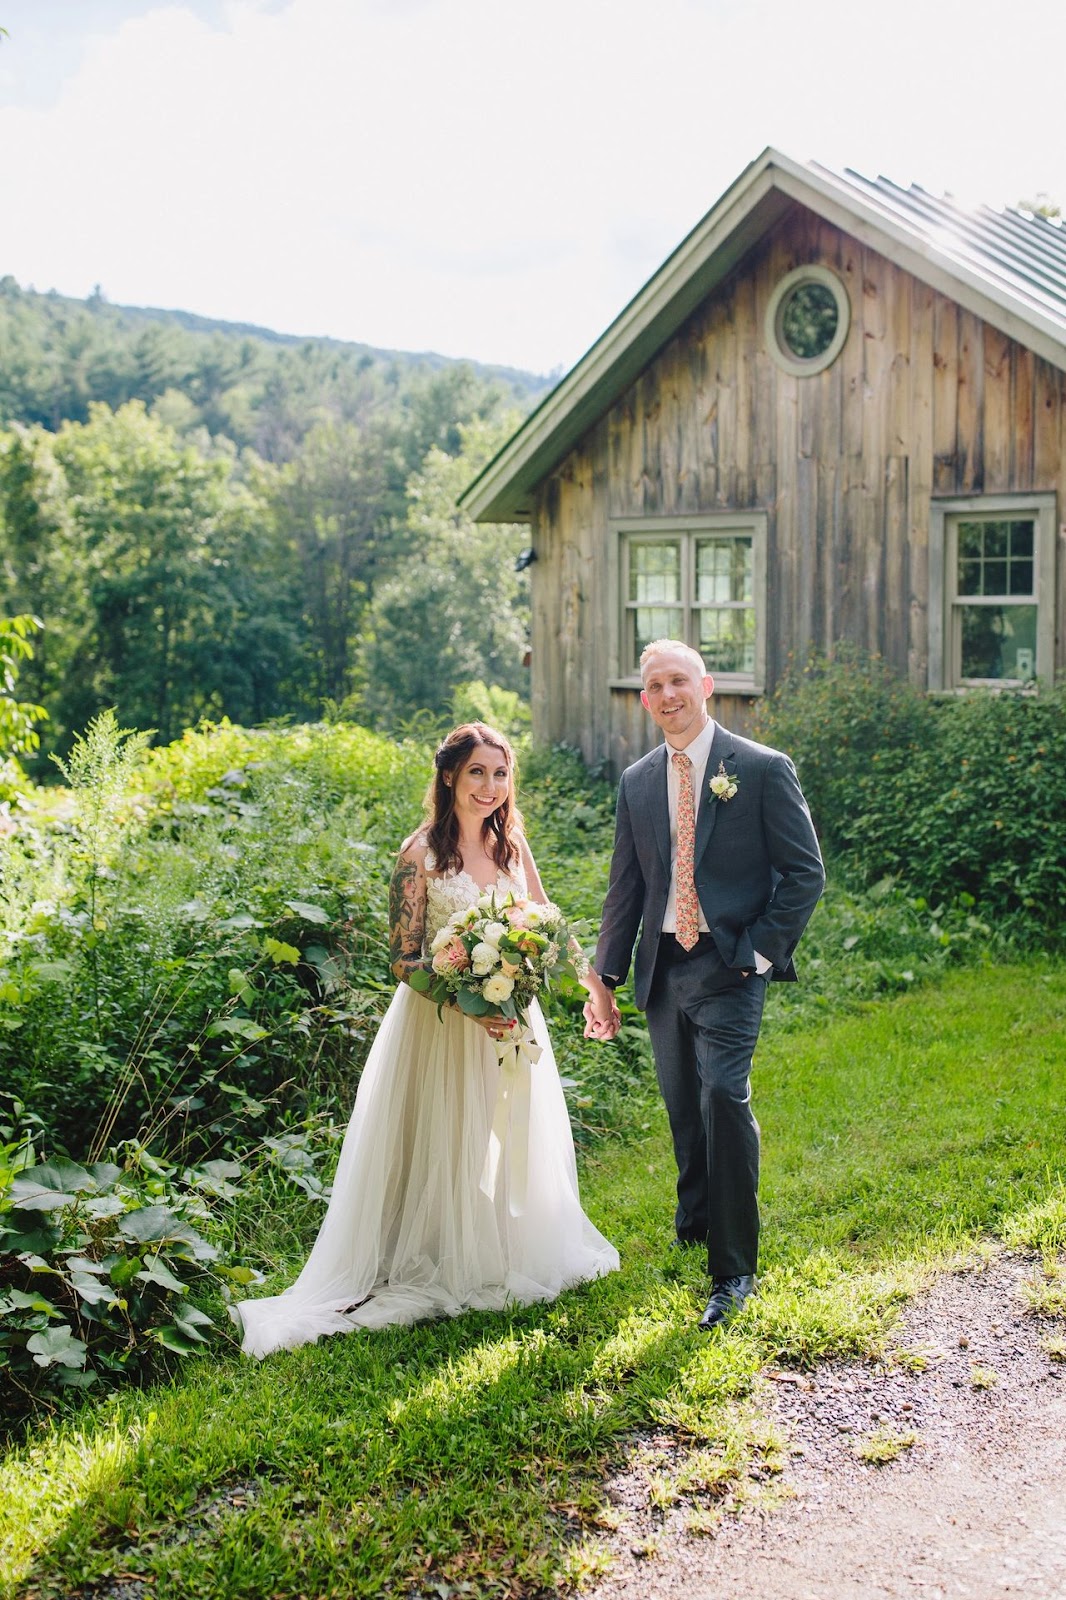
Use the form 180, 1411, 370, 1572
460, 148, 1066, 773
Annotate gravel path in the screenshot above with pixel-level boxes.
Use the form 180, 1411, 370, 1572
588, 1252, 1066, 1600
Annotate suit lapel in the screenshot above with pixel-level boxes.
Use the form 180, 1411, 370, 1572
643, 745, 671, 874
695, 721, 735, 860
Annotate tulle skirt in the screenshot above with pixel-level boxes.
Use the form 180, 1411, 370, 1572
231, 987, 619, 1358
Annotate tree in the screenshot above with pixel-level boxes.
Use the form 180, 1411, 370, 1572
0, 614, 47, 797
48, 403, 301, 742
352, 417, 530, 728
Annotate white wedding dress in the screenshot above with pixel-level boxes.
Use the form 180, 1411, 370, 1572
232, 859, 619, 1358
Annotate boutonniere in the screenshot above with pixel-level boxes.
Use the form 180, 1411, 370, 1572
708, 760, 738, 802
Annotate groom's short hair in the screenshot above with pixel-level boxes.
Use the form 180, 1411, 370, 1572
639, 639, 708, 680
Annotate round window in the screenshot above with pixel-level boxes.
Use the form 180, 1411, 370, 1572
765, 265, 850, 376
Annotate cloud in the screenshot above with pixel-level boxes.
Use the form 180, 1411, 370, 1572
1, 0, 1064, 371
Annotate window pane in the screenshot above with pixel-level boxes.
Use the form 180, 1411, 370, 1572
959, 604, 1037, 681
629, 541, 680, 604
696, 536, 752, 604
1009, 559, 1034, 596
1008, 521, 1034, 559
631, 607, 683, 667
779, 283, 838, 360
957, 524, 984, 561
983, 522, 1008, 559
697, 607, 756, 675
955, 518, 1036, 600
984, 559, 1007, 595
957, 558, 982, 596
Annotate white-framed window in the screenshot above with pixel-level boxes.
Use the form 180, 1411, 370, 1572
611, 513, 767, 691
928, 494, 1056, 690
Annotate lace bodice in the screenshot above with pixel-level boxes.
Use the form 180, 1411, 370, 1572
424, 859, 527, 949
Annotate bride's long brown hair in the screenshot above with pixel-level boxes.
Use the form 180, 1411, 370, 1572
424, 723, 523, 877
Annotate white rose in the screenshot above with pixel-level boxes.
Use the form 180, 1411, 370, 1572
471, 942, 500, 975
709, 773, 730, 798
482, 973, 515, 1004
430, 926, 454, 953
726, 781, 738, 799
525, 907, 543, 927
482, 921, 507, 946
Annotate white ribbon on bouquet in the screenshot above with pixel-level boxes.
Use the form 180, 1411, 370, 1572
479, 1021, 542, 1217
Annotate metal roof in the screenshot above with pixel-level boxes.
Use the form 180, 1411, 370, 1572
822, 165, 1066, 334
462, 150, 1066, 524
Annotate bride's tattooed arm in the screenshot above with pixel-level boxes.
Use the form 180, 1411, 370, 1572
389, 850, 427, 984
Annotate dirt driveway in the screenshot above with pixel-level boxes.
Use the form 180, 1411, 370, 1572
589, 1253, 1066, 1600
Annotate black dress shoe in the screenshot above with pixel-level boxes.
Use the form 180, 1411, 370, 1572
698, 1274, 756, 1330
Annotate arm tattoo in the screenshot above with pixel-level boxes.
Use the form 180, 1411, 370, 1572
388, 856, 427, 983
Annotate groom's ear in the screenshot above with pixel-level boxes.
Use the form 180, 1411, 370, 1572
640, 689, 651, 711
702, 674, 715, 700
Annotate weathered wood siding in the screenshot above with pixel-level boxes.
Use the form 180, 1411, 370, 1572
530, 201, 1066, 773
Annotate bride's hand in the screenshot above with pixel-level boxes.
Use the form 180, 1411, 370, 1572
478, 1014, 517, 1043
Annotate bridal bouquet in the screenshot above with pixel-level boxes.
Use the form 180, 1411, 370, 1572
409, 889, 583, 1024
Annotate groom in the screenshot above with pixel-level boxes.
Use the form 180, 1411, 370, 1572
584, 640, 824, 1329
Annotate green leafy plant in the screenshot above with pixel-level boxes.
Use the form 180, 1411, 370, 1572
755, 650, 1066, 938
0, 1142, 220, 1418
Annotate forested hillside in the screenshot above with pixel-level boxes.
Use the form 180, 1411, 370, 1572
0, 277, 546, 768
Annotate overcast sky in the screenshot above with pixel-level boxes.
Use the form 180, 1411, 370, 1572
2, 0, 1064, 375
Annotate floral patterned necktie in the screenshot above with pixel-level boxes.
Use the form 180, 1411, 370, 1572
671, 751, 699, 951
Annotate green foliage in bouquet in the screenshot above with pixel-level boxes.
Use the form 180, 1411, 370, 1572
409, 891, 581, 1024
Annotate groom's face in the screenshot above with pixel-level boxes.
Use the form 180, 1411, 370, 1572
640, 650, 714, 745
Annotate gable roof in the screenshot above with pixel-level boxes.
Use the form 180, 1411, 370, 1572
462, 147, 1066, 523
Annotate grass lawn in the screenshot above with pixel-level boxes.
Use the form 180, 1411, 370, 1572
3, 961, 1065, 1599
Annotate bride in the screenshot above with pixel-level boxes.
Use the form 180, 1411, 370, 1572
233, 722, 620, 1357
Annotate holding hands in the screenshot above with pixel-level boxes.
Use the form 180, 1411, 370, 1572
582, 973, 621, 1041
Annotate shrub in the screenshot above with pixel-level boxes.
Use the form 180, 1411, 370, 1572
0, 1127, 219, 1420
0, 716, 418, 1157
755, 653, 1066, 939
751, 647, 934, 854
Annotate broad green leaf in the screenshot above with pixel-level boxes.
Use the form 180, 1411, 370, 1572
227, 968, 255, 1002
174, 1305, 214, 1329
106, 1253, 143, 1287
153, 1325, 207, 1355
0, 1216, 61, 1252
87, 1162, 123, 1187
262, 936, 301, 965
218, 1263, 262, 1286
456, 988, 491, 1017
0, 1288, 59, 1316
9, 1159, 93, 1210
84, 1195, 127, 1220
69, 1273, 122, 1307
206, 1017, 268, 1042
136, 1255, 189, 1294
55, 1368, 99, 1390
284, 900, 331, 925
27, 1325, 88, 1370
408, 968, 432, 993
217, 912, 261, 931
18, 1252, 60, 1273
117, 1205, 204, 1248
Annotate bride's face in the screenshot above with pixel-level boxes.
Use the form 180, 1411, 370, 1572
449, 742, 511, 824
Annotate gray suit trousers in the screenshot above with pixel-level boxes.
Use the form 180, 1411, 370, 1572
644, 935, 766, 1277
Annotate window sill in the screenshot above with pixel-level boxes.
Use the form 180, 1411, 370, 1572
609, 677, 765, 696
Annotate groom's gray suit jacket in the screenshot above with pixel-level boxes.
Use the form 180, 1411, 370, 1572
596, 721, 825, 1010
